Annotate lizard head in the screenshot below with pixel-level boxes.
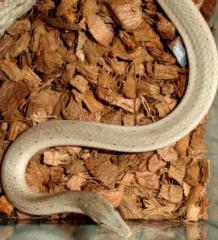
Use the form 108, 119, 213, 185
79, 192, 131, 238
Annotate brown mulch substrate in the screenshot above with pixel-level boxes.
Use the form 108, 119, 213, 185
0, 0, 216, 222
